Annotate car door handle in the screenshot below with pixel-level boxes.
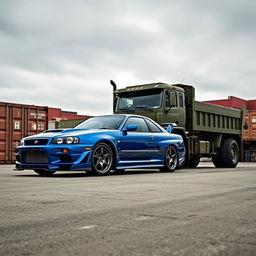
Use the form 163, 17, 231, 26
148, 136, 153, 140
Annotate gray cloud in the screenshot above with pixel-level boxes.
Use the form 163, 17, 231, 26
0, 0, 255, 115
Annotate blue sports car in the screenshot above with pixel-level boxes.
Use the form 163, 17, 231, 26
14, 115, 185, 176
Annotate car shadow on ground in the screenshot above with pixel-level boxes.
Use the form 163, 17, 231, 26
13, 169, 162, 178
12, 166, 223, 178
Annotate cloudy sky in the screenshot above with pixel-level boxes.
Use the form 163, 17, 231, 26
0, 0, 255, 115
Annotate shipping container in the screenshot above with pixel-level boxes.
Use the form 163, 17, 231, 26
243, 110, 256, 141
48, 107, 91, 121
244, 150, 256, 162
204, 96, 247, 110
56, 118, 89, 129
247, 100, 256, 111
0, 102, 48, 163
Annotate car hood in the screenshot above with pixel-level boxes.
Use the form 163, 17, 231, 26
24, 129, 118, 140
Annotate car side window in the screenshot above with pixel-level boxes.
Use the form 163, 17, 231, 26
145, 119, 162, 133
124, 117, 149, 132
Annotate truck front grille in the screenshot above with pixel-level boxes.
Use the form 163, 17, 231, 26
24, 150, 48, 164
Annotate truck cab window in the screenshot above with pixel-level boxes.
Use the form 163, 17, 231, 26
116, 89, 163, 111
170, 92, 177, 107
179, 93, 184, 108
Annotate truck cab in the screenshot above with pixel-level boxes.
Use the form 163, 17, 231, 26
114, 83, 186, 128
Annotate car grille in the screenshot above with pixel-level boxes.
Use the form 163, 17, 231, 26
24, 150, 48, 163
25, 139, 49, 146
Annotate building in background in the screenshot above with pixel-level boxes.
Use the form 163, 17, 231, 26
205, 97, 256, 162
0, 101, 92, 163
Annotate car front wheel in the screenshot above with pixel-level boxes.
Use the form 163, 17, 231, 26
91, 143, 113, 175
160, 145, 178, 172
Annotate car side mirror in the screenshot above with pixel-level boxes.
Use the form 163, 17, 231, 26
125, 125, 137, 131
122, 124, 137, 135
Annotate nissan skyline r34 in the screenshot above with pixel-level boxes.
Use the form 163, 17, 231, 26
14, 115, 185, 176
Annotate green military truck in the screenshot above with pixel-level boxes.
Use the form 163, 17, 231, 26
111, 81, 246, 168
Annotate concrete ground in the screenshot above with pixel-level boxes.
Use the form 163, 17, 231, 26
0, 163, 256, 256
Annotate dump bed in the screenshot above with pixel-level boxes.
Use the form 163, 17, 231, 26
175, 84, 244, 135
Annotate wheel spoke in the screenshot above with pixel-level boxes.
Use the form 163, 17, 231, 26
165, 146, 177, 171
92, 144, 113, 174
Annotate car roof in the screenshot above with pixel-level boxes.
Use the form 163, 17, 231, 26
96, 114, 148, 118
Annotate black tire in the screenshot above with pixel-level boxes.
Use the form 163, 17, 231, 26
212, 151, 224, 168
187, 157, 200, 168
221, 139, 239, 168
91, 143, 113, 175
160, 145, 178, 172
34, 169, 56, 176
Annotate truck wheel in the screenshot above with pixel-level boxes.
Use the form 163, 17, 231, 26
221, 139, 239, 168
187, 157, 200, 168
34, 170, 56, 176
212, 152, 223, 168
160, 145, 178, 172
91, 143, 113, 175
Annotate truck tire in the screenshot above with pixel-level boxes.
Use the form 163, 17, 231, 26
221, 139, 239, 168
212, 153, 223, 168
187, 157, 200, 168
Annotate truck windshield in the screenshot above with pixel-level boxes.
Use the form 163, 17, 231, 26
116, 89, 163, 111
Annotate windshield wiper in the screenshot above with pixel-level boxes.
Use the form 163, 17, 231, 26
134, 106, 154, 111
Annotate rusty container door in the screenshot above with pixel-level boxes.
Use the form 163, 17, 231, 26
243, 112, 250, 141
243, 110, 256, 141
0, 102, 48, 164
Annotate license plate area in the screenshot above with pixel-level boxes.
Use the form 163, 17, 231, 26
24, 150, 48, 164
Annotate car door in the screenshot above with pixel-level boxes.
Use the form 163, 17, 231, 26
118, 117, 157, 161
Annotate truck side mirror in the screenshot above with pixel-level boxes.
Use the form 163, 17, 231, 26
165, 91, 176, 112
169, 92, 176, 108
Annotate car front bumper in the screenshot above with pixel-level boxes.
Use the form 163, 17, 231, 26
14, 144, 93, 171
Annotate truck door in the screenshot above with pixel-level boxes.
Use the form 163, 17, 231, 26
166, 90, 185, 127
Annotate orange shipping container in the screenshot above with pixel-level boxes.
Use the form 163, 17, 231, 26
0, 102, 48, 163
243, 110, 256, 141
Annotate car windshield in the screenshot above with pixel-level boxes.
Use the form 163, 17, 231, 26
74, 115, 125, 130
116, 89, 163, 111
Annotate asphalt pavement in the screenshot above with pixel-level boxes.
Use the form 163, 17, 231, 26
0, 163, 256, 256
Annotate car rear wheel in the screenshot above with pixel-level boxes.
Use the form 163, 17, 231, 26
34, 169, 56, 176
160, 145, 178, 172
92, 143, 113, 175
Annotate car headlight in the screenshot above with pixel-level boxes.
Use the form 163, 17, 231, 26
57, 138, 64, 144
66, 137, 74, 144
53, 136, 79, 144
